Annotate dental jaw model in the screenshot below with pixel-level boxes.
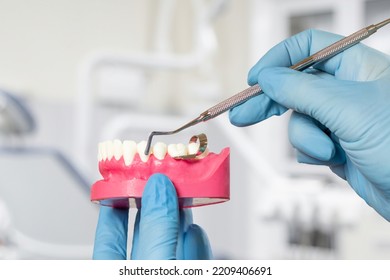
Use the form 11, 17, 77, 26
90, 134, 230, 208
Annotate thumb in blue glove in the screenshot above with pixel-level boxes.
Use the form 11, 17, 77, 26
93, 173, 213, 259
230, 29, 390, 220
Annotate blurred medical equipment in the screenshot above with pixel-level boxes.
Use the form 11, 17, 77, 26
143, 17, 390, 155
0, 197, 18, 259
0, 90, 35, 142
0, 89, 98, 259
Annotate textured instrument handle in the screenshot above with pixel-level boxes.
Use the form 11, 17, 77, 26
312, 27, 371, 62
205, 84, 261, 118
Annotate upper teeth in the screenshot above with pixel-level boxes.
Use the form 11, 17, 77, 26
98, 139, 199, 166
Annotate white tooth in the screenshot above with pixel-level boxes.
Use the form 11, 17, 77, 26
105, 140, 114, 160
98, 142, 103, 161
188, 142, 199, 155
168, 144, 178, 157
168, 143, 188, 157
99, 142, 107, 160
152, 142, 167, 160
123, 140, 137, 166
137, 141, 150, 162
176, 143, 188, 156
113, 139, 123, 160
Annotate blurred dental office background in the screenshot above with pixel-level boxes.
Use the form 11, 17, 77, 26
0, 0, 390, 259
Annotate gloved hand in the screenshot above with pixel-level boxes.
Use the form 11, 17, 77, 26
93, 173, 213, 259
229, 29, 390, 220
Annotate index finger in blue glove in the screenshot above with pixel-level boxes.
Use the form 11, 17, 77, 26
251, 28, 389, 81
229, 94, 287, 127
230, 29, 377, 127
230, 30, 330, 127
131, 173, 180, 260
247, 29, 345, 85
93, 206, 129, 260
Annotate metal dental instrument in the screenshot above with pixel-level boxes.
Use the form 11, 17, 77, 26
144, 17, 390, 155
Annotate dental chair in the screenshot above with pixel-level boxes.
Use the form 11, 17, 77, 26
0, 89, 98, 259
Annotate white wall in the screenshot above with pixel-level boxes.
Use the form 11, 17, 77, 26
0, 0, 153, 99
0, 0, 249, 103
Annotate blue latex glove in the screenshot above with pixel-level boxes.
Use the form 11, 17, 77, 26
93, 173, 213, 259
230, 29, 390, 220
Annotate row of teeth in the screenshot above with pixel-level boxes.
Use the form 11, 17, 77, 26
98, 140, 201, 166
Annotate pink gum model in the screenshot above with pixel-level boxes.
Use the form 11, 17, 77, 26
90, 147, 230, 208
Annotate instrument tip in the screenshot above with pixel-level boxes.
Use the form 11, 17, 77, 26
144, 133, 154, 155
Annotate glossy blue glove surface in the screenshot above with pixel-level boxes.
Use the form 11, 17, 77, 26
230, 29, 390, 220
93, 173, 213, 259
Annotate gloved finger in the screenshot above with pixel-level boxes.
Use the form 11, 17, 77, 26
229, 68, 331, 127
296, 150, 346, 179
296, 149, 345, 166
229, 93, 287, 126
134, 173, 180, 260
132, 184, 191, 260
247, 29, 344, 86
184, 224, 213, 260
289, 112, 335, 161
93, 206, 129, 260
250, 28, 390, 82
232, 30, 345, 126
257, 67, 372, 133
176, 209, 193, 260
